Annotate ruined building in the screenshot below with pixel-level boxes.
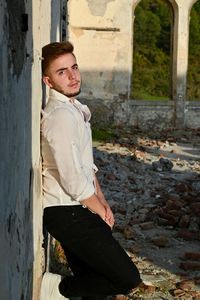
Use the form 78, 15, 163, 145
0, 1, 199, 299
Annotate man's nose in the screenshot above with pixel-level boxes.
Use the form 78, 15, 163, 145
68, 69, 76, 80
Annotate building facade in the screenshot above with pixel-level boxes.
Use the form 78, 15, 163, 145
68, 0, 200, 130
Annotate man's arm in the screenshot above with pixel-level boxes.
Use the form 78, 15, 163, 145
45, 107, 114, 227
94, 174, 115, 228
45, 108, 96, 202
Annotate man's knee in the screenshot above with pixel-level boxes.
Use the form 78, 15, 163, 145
112, 269, 141, 292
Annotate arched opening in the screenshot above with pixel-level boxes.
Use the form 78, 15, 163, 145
131, 0, 173, 100
187, 1, 200, 101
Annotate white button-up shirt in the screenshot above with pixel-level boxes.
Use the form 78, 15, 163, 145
41, 89, 97, 208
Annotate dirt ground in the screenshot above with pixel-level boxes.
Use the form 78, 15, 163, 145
51, 128, 200, 300
93, 128, 200, 300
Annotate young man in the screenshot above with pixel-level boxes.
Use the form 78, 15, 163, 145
40, 41, 141, 300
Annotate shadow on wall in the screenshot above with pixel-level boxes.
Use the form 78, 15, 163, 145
51, 0, 61, 41
0, 1, 34, 299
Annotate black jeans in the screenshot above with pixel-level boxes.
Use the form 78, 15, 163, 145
43, 205, 141, 298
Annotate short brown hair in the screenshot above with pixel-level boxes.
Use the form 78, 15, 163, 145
42, 41, 74, 75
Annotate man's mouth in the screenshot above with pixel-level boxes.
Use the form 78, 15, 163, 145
69, 81, 80, 88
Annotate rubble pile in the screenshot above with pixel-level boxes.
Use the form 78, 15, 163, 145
93, 128, 200, 299
147, 177, 200, 233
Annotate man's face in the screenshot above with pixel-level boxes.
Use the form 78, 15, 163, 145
43, 53, 81, 98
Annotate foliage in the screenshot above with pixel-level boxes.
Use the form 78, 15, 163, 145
187, 1, 200, 100
132, 0, 200, 100
92, 128, 115, 141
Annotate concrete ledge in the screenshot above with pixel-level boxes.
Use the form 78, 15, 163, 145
79, 98, 200, 130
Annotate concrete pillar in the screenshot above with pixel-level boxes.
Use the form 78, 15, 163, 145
172, 0, 197, 127
32, 0, 62, 298
32, 0, 51, 298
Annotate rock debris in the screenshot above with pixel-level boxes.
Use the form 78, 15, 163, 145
93, 128, 200, 299
51, 128, 200, 299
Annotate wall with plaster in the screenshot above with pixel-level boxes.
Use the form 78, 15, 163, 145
68, 0, 200, 129
0, 0, 61, 299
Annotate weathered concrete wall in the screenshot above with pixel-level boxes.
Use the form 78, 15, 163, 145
185, 101, 200, 128
68, 0, 133, 99
68, 0, 200, 129
0, 1, 34, 299
81, 98, 175, 131
82, 98, 200, 131
0, 0, 61, 299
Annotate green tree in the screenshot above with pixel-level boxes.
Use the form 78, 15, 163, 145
134, 9, 161, 50
132, 0, 171, 100
187, 1, 200, 100
132, 0, 200, 100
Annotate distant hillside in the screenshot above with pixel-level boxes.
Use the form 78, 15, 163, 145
131, 0, 200, 100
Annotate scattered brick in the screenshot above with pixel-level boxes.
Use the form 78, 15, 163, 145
180, 262, 200, 271
176, 279, 195, 291
176, 230, 198, 241
184, 252, 200, 260
139, 221, 154, 230
151, 235, 169, 247
179, 215, 190, 228
170, 288, 186, 297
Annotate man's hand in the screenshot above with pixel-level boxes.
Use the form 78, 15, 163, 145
81, 174, 115, 229
80, 194, 106, 220
104, 204, 115, 228
81, 193, 115, 229
94, 174, 115, 228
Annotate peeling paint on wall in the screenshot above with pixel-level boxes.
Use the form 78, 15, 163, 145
0, 1, 6, 44
87, 0, 115, 16
71, 26, 84, 38
6, 0, 27, 77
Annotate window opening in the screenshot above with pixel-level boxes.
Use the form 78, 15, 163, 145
131, 0, 173, 100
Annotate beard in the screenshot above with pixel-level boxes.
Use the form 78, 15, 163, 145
65, 87, 81, 98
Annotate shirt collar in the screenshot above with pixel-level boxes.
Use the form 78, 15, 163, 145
49, 89, 74, 104
48, 89, 91, 122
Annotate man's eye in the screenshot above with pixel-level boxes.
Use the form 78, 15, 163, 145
73, 65, 78, 70
58, 71, 65, 75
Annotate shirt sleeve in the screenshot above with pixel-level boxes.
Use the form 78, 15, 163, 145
93, 163, 98, 173
44, 107, 95, 202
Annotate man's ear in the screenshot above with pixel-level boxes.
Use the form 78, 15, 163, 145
43, 76, 53, 88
